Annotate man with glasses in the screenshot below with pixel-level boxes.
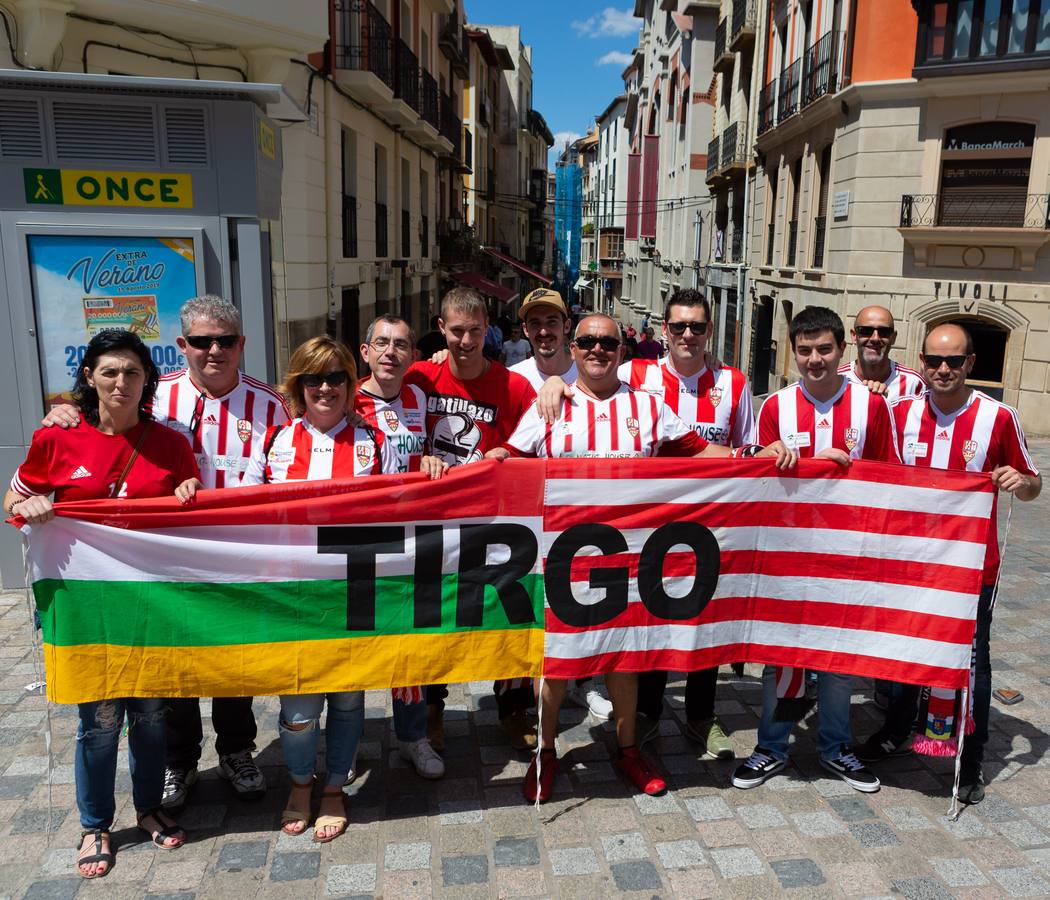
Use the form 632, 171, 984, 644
857, 322, 1040, 804
626, 289, 756, 761
839, 306, 925, 402
43, 295, 286, 810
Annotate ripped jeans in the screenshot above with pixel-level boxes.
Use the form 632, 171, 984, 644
75, 698, 166, 830
279, 692, 364, 788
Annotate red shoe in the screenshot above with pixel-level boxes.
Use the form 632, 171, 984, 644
523, 749, 558, 803
617, 746, 667, 796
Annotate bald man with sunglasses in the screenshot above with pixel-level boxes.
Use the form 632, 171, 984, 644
839, 306, 925, 402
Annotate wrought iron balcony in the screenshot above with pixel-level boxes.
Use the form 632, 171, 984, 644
334, 1, 393, 89
757, 78, 777, 135
801, 31, 841, 107
439, 91, 462, 157
900, 193, 1050, 229
342, 193, 357, 258
395, 38, 420, 112
777, 58, 801, 123
729, 0, 758, 52
720, 121, 747, 173
376, 201, 388, 257
812, 215, 826, 268
438, 9, 469, 77
786, 218, 799, 267
420, 70, 439, 129
713, 18, 733, 73
706, 136, 721, 182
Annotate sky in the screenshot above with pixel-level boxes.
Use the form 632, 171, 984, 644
463, 1, 642, 165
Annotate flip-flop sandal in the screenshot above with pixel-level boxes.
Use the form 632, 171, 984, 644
281, 779, 314, 835
312, 813, 348, 844
77, 829, 114, 879
137, 809, 186, 849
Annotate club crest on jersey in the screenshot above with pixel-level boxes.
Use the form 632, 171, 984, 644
962, 439, 978, 462
708, 386, 723, 408
236, 419, 252, 443
626, 417, 640, 438
383, 408, 399, 431
356, 442, 374, 468
843, 427, 859, 451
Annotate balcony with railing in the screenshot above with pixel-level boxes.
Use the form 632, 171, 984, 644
375, 201, 388, 257
812, 215, 827, 268
801, 31, 841, 107
777, 59, 801, 124
438, 9, 469, 78
706, 135, 721, 184
440, 91, 462, 159
342, 193, 357, 258
720, 122, 748, 176
899, 192, 1050, 269
334, 0, 394, 103
395, 38, 420, 113
729, 0, 757, 52
757, 78, 777, 135
420, 70, 439, 130
713, 18, 733, 73
786, 218, 799, 267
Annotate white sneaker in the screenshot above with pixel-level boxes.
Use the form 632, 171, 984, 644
399, 739, 445, 779
568, 684, 614, 720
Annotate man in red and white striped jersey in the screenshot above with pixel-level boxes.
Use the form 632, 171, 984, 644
623, 289, 755, 761
736, 306, 900, 795
494, 314, 793, 803
838, 305, 925, 402
857, 322, 1040, 804
43, 295, 284, 810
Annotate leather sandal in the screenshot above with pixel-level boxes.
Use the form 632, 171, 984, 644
281, 779, 313, 836
312, 789, 347, 844
77, 829, 114, 878
137, 808, 186, 849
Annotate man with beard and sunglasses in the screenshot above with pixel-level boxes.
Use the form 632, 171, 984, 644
839, 306, 925, 402
43, 295, 288, 810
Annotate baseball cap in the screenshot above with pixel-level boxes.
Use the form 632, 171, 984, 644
519, 287, 568, 318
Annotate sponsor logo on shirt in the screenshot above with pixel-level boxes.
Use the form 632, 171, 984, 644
202, 414, 219, 426
936, 429, 951, 441
69, 465, 92, 479
626, 417, 640, 438
786, 432, 811, 449
708, 386, 723, 408
383, 408, 400, 432
962, 439, 978, 462
595, 411, 610, 422
236, 419, 252, 443
843, 427, 859, 451
816, 417, 831, 429
427, 394, 497, 424
905, 440, 928, 458
203, 454, 249, 472
696, 423, 729, 445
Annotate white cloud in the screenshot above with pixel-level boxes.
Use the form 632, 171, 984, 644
571, 6, 641, 38
596, 50, 633, 67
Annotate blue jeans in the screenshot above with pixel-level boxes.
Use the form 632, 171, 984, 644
757, 665, 854, 762
75, 698, 166, 830
279, 692, 364, 788
393, 698, 425, 742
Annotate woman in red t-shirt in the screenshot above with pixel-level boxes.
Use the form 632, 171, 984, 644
4, 330, 201, 880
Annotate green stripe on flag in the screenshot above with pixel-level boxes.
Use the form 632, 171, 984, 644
34, 574, 544, 647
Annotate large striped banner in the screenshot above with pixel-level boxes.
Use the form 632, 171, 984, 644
17, 459, 993, 704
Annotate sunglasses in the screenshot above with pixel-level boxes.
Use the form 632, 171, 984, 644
300, 370, 350, 388
189, 390, 206, 434
184, 334, 240, 350
667, 321, 709, 336
922, 354, 968, 370
855, 325, 894, 338
574, 335, 621, 352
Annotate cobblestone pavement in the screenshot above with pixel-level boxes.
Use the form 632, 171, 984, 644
2, 443, 1050, 899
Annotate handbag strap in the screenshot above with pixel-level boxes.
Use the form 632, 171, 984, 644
110, 420, 152, 499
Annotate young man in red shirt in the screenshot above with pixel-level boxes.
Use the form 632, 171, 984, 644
735, 306, 899, 794
406, 287, 538, 752
857, 322, 1040, 803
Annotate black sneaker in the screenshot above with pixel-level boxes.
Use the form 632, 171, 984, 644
856, 732, 910, 763
820, 747, 880, 792
161, 764, 198, 811
959, 769, 985, 804
732, 746, 788, 789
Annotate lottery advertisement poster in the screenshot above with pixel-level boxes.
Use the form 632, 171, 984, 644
26, 234, 199, 409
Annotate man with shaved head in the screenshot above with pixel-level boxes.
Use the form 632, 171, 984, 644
839, 305, 925, 402
490, 313, 796, 804
857, 322, 1040, 804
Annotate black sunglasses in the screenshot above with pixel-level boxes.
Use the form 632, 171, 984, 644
300, 370, 350, 388
184, 334, 240, 350
574, 335, 621, 352
922, 354, 968, 370
855, 325, 894, 338
668, 321, 709, 336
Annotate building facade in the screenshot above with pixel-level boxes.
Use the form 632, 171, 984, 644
745, 0, 1050, 430
596, 96, 630, 315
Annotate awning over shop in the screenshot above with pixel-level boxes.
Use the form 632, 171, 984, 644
481, 246, 553, 285
452, 271, 518, 302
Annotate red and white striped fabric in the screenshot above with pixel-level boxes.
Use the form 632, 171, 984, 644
506, 383, 707, 458
839, 359, 925, 404
620, 359, 756, 447
894, 390, 1039, 585
540, 458, 994, 689
153, 370, 289, 489
354, 384, 428, 473
758, 380, 900, 461
240, 418, 389, 485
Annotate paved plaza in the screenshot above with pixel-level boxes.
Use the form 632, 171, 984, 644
2, 443, 1050, 899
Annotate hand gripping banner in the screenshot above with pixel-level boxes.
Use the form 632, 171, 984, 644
14, 458, 994, 704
